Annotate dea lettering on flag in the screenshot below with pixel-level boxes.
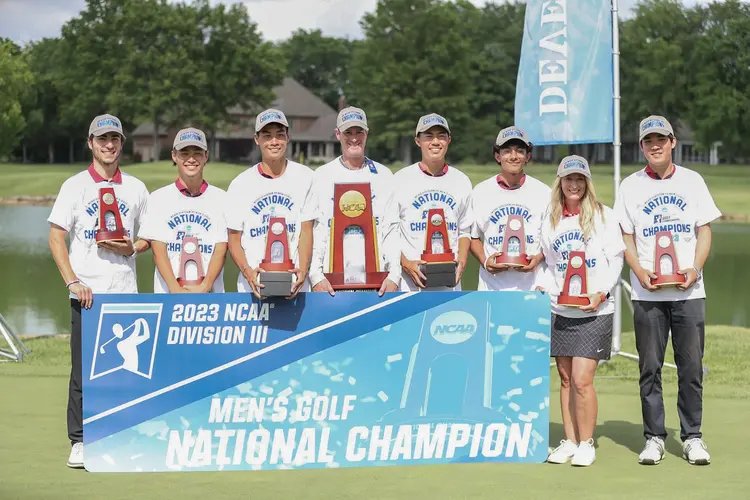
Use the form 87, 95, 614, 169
514, 0, 614, 145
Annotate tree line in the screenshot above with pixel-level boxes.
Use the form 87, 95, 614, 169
1, 0, 749, 164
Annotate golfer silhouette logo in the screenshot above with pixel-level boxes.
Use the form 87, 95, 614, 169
90, 303, 163, 381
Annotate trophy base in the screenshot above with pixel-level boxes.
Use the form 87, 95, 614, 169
177, 278, 204, 287
651, 274, 686, 288
558, 294, 591, 308
258, 271, 294, 297
421, 252, 456, 263
495, 253, 529, 268
95, 230, 127, 243
259, 261, 295, 272
419, 262, 457, 288
325, 271, 389, 291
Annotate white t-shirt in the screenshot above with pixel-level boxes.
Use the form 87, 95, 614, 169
226, 161, 317, 293
393, 163, 473, 291
47, 165, 149, 295
615, 165, 722, 301
470, 174, 551, 291
538, 206, 625, 318
138, 182, 228, 293
309, 157, 401, 288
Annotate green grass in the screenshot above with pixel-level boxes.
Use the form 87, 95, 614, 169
2, 162, 749, 220
2, 325, 749, 500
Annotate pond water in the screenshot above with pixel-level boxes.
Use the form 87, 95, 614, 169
0, 205, 747, 335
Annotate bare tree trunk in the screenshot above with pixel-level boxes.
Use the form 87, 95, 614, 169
69, 138, 74, 163
401, 136, 412, 165
48, 143, 55, 164
22, 143, 27, 164
152, 111, 161, 161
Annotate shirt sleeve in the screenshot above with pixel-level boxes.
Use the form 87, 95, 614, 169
47, 179, 77, 231
213, 193, 229, 244
137, 193, 164, 242
598, 211, 626, 294
613, 181, 634, 234
136, 183, 150, 233
308, 176, 328, 287
299, 176, 318, 223
225, 180, 245, 232
695, 177, 722, 226
380, 182, 402, 286
457, 181, 473, 240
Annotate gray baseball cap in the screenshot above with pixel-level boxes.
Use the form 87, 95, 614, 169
337, 106, 369, 132
173, 127, 208, 151
89, 114, 126, 139
639, 115, 674, 141
557, 155, 592, 179
415, 113, 450, 135
255, 108, 289, 133
495, 126, 530, 148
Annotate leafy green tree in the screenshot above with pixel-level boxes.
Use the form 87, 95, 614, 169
279, 29, 354, 110
686, 0, 750, 159
0, 40, 34, 159
347, 0, 474, 164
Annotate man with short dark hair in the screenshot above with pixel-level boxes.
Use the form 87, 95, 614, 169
48, 114, 150, 468
615, 115, 721, 466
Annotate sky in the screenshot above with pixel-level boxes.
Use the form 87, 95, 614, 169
0, 0, 703, 46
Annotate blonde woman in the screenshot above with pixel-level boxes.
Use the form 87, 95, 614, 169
537, 155, 625, 467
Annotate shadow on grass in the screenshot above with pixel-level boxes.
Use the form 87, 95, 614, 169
598, 420, 683, 458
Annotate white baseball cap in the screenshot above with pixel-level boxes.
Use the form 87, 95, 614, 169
639, 115, 674, 141
557, 155, 591, 179
495, 126, 531, 148
173, 128, 208, 151
415, 113, 450, 135
89, 114, 125, 139
255, 109, 289, 133
337, 107, 369, 132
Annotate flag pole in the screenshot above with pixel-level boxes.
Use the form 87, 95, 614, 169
611, 0, 624, 356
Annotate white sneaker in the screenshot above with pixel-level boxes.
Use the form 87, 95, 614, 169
67, 442, 84, 469
571, 438, 596, 467
638, 437, 665, 465
547, 439, 578, 464
683, 438, 711, 465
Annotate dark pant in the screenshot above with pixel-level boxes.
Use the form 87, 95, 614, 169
68, 299, 83, 445
633, 299, 705, 442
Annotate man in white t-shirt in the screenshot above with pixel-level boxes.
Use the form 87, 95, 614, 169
138, 128, 228, 293
47, 114, 150, 469
470, 126, 550, 291
309, 106, 401, 296
393, 113, 472, 291
615, 115, 721, 467
227, 109, 317, 299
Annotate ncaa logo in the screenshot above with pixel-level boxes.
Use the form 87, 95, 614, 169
430, 311, 477, 344
90, 303, 163, 381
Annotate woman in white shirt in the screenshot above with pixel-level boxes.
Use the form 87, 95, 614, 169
537, 155, 625, 467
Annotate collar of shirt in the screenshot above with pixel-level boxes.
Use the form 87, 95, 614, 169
562, 205, 580, 217
87, 163, 122, 184
496, 173, 526, 190
418, 162, 449, 177
644, 163, 675, 180
175, 178, 208, 197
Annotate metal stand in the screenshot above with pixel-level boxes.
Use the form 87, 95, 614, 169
0, 313, 30, 362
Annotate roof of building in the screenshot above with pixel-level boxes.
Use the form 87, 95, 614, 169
131, 77, 338, 142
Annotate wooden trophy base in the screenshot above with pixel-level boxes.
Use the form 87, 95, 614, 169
651, 273, 686, 288
495, 253, 529, 268
258, 271, 294, 297
325, 271, 389, 291
558, 294, 591, 308
96, 230, 127, 244
177, 278, 204, 287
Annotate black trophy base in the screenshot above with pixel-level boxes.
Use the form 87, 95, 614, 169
420, 262, 457, 288
258, 271, 294, 297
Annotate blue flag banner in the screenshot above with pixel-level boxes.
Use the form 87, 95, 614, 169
81, 291, 551, 472
514, 0, 614, 145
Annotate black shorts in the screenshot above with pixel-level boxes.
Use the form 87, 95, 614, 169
551, 313, 613, 360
